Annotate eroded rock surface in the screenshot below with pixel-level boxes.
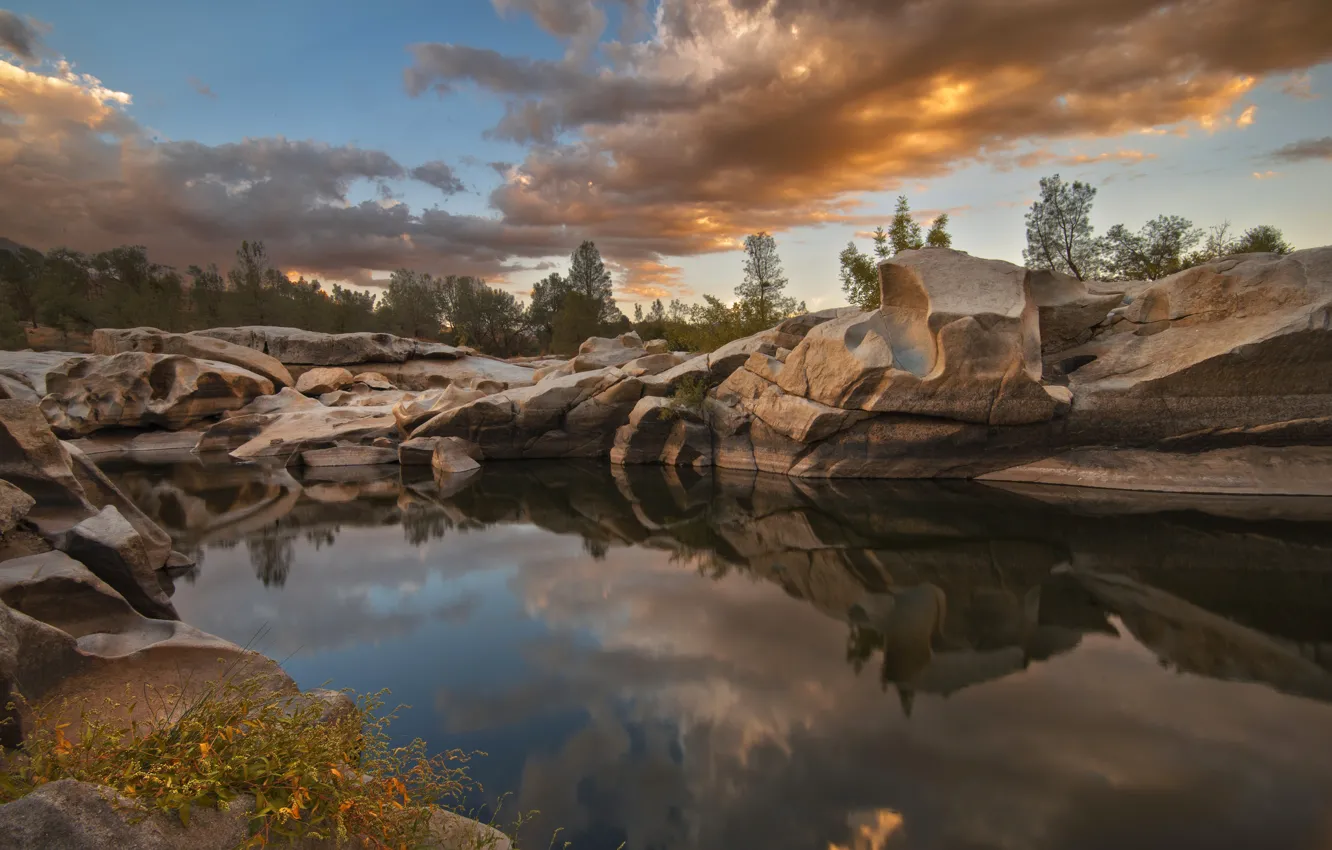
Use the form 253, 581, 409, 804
92, 327, 294, 389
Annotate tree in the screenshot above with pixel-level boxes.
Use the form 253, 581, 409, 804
566, 241, 616, 322
871, 226, 892, 260
187, 264, 226, 328
888, 196, 924, 255
736, 231, 795, 328
925, 213, 952, 249
550, 291, 603, 354
90, 245, 183, 330
1023, 174, 1100, 281
1099, 215, 1202, 281
440, 276, 529, 355
328, 284, 377, 333
648, 299, 665, 322
378, 268, 444, 339
838, 241, 880, 310
633, 303, 643, 323
227, 240, 278, 325
528, 271, 570, 349
0, 242, 45, 328
1234, 224, 1293, 255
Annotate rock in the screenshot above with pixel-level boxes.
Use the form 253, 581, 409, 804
392, 385, 490, 434
1062, 248, 1332, 445
1027, 271, 1124, 354
776, 250, 1057, 426
571, 333, 649, 372
37, 353, 274, 437
55, 506, 178, 620
363, 357, 536, 391
63, 442, 173, 570
432, 440, 482, 474
0, 350, 78, 401
621, 352, 684, 377
0, 480, 35, 536
299, 446, 400, 467
0, 400, 87, 514
979, 445, 1332, 496
399, 436, 481, 466
295, 366, 354, 395
351, 370, 395, 389
644, 339, 671, 355
213, 407, 398, 460
319, 388, 413, 408
226, 387, 324, 417
411, 367, 634, 459
193, 326, 455, 365
534, 360, 576, 382
91, 327, 294, 389
610, 397, 712, 467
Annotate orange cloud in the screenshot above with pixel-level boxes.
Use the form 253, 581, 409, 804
612, 259, 693, 302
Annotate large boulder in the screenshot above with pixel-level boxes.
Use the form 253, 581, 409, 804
571, 333, 648, 372
37, 353, 274, 437
54, 506, 178, 620
0, 351, 78, 402
777, 250, 1059, 426
1062, 248, 1332, 445
91, 327, 294, 389
212, 407, 398, 460
610, 397, 712, 468
0, 400, 88, 514
359, 356, 536, 391
392, 385, 490, 434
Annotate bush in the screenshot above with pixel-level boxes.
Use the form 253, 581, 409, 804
667, 375, 709, 417
0, 677, 494, 849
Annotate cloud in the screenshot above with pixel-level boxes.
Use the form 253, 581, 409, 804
188, 76, 217, 99
1281, 71, 1317, 100
1252, 170, 1280, 179
409, 160, 466, 195
0, 9, 43, 62
1270, 136, 1332, 163
402, 0, 1330, 265
612, 258, 693, 301
1236, 104, 1256, 127
0, 57, 580, 283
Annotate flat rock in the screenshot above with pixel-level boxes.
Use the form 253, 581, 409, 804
294, 366, 354, 395
979, 445, 1332, 496
300, 445, 400, 467
399, 436, 482, 466
55, 506, 178, 620
193, 326, 460, 365
432, 441, 482, 474
226, 386, 324, 417
217, 407, 398, 460
351, 370, 395, 389
92, 327, 294, 388
37, 353, 274, 437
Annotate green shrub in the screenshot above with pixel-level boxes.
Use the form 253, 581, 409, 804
1, 677, 494, 849
665, 375, 709, 419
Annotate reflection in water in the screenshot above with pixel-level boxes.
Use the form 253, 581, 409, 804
102, 457, 1332, 850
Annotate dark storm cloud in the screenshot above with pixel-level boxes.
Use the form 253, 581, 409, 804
1270, 136, 1332, 163
0, 9, 42, 61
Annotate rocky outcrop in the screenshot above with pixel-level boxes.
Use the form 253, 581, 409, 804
192, 326, 463, 366
610, 397, 712, 467
35, 353, 273, 437
1028, 271, 1125, 354
1060, 248, 1332, 447
91, 327, 295, 389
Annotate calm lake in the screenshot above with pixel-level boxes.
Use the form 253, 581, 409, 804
101, 456, 1332, 850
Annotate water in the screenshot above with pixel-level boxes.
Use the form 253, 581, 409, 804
101, 457, 1332, 850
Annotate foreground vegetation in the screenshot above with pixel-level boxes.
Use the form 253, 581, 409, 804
1, 677, 513, 849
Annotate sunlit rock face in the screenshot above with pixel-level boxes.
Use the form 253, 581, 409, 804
1061, 247, 1332, 446
91, 326, 295, 389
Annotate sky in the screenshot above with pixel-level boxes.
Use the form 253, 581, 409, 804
1, 0, 1330, 312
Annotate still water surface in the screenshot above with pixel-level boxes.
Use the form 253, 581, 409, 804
101, 457, 1332, 850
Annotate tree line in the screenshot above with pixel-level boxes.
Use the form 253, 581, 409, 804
0, 232, 806, 356
1022, 174, 1294, 282
0, 178, 1297, 355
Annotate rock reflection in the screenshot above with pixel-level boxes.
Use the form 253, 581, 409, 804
100, 457, 1332, 850
103, 457, 1332, 704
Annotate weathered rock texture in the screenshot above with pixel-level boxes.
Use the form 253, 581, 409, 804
92, 327, 294, 389
35, 353, 274, 437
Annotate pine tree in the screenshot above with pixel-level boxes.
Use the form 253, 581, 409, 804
566, 241, 616, 322
871, 226, 891, 260
888, 196, 924, 254
925, 213, 952, 248
736, 232, 796, 329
